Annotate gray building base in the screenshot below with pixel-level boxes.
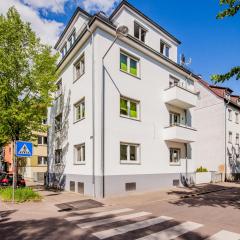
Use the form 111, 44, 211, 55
64, 173, 194, 198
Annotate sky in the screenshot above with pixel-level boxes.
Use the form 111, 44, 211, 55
0, 0, 239, 93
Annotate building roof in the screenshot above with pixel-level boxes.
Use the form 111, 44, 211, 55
198, 78, 240, 109
109, 0, 181, 44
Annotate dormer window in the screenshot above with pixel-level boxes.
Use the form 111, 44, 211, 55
160, 40, 170, 58
60, 43, 67, 58
68, 29, 76, 48
134, 22, 147, 43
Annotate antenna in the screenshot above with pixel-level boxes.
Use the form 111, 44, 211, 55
180, 53, 192, 67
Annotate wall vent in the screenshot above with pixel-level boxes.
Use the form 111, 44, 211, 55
78, 182, 84, 194
125, 182, 136, 191
70, 181, 75, 192
173, 179, 180, 186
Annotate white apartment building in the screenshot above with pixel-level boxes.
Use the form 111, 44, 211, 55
48, 1, 240, 197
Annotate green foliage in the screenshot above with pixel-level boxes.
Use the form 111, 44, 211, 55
217, 0, 240, 19
0, 187, 42, 202
196, 166, 208, 172
212, 1, 240, 83
0, 7, 58, 144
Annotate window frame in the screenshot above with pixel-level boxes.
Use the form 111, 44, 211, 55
68, 28, 76, 48
55, 149, 62, 165
74, 143, 86, 165
236, 112, 239, 124
55, 113, 62, 132
60, 43, 67, 58
236, 133, 239, 145
120, 51, 140, 78
120, 96, 140, 120
74, 53, 85, 82
74, 98, 85, 123
120, 142, 141, 164
160, 40, 171, 58
169, 148, 181, 166
134, 21, 147, 43
38, 136, 48, 145
229, 131, 233, 143
38, 156, 48, 165
228, 109, 232, 121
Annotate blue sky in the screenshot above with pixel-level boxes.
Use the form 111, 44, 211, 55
1, 0, 239, 93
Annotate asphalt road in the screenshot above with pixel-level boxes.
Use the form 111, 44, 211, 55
0, 184, 240, 240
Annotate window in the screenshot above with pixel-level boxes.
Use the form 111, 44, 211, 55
38, 136, 47, 145
160, 40, 170, 58
42, 119, 47, 125
55, 114, 62, 132
134, 22, 147, 42
169, 76, 180, 88
229, 131, 232, 143
74, 143, 85, 164
120, 97, 139, 119
170, 148, 181, 165
169, 112, 181, 126
60, 43, 67, 58
120, 52, 139, 77
38, 156, 48, 165
55, 79, 62, 98
55, 149, 62, 164
74, 99, 85, 122
74, 54, 85, 80
68, 29, 76, 47
236, 133, 239, 145
120, 143, 140, 164
236, 112, 239, 124
228, 109, 232, 121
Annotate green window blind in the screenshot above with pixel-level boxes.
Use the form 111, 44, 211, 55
130, 58, 137, 76
120, 98, 128, 116
120, 53, 128, 72
130, 101, 137, 118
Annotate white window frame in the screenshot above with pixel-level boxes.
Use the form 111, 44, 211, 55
228, 109, 232, 121
120, 96, 140, 120
55, 149, 62, 164
120, 51, 140, 78
160, 40, 171, 58
120, 142, 140, 164
74, 143, 85, 164
74, 54, 85, 81
236, 133, 239, 145
38, 156, 48, 165
134, 21, 147, 42
55, 113, 62, 132
229, 131, 233, 143
236, 112, 239, 124
170, 148, 181, 166
60, 43, 67, 58
38, 135, 47, 145
74, 98, 85, 122
68, 29, 76, 48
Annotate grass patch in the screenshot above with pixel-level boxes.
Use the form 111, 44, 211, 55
0, 187, 42, 203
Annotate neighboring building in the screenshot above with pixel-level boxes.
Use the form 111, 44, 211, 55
194, 79, 240, 180
48, 0, 202, 197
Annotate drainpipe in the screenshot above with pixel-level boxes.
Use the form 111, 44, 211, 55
87, 25, 96, 198
224, 99, 230, 182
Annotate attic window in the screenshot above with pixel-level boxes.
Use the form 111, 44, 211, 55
68, 29, 76, 47
60, 43, 67, 58
160, 40, 170, 58
134, 22, 147, 43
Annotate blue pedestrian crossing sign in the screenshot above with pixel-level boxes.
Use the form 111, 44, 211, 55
15, 141, 33, 157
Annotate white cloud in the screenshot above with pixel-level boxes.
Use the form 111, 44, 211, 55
81, 0, 121, 14
22, 0, 67, 13
0, 0, 64, 46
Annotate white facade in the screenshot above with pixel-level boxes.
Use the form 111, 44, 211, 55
48, 1, 239, 197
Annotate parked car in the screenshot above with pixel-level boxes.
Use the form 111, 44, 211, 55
0, 173, 26, 187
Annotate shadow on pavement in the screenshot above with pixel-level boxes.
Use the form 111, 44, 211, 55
168, 184, 240, 209
0, 210, 17, 223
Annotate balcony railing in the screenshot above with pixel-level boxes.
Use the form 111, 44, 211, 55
163, 124, 197, 143
163, 84, 198, 109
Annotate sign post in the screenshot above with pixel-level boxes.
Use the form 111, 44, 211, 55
12, 141, 33, 203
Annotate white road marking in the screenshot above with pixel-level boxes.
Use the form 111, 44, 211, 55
65, 208, 133, 222
206, 230, 240, 240
136, 221, 203, 240
93, 216, 173, 239
77, 211, 151, 229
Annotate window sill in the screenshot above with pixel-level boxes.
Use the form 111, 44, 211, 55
120, 69, 141, 79
120, 115, 140, 122
169, 163, 181, 166
120, 161, 141, 165
73, 72, 85, 83
74, 162, 86, 165
73, 117, 85, 124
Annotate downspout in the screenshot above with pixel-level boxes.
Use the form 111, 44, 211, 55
224, 96, 230, 182
87, 25, 96, 197
101, 36, 118, 198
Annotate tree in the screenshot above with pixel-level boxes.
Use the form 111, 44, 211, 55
0, 7, 58, 144
212, 0, 240, 83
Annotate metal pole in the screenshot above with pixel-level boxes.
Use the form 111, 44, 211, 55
12, 141, 16, 204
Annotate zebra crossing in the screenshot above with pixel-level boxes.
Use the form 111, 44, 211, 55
64, 207, 240, 239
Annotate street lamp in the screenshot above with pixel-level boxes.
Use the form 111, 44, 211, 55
101, 25, 129, 198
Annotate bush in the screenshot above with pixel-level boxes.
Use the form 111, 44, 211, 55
0, 187, 42, 203
196, 166, 208, 172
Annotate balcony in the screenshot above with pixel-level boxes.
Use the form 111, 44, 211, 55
163, 124, 197, 143
163, 85, 198, 109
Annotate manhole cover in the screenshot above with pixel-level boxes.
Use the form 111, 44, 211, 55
56, 199, 104, 212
